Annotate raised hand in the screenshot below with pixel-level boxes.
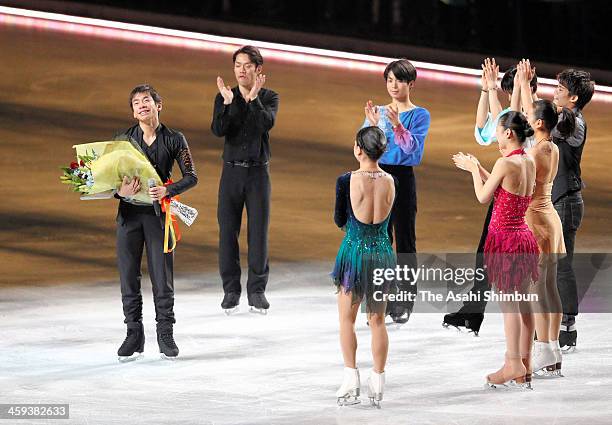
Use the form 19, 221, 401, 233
364, 100, 381, 126
516, 60, 528, 83
480, 66, 487, 90
247, 74, 266, 102
216, 76, 234, 105
517, 59, 536, 83
386, 103, 400, 127
483, 58, 499, 91
526, 59, 536, 81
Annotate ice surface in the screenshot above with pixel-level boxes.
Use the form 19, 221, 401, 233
2, 263, 611, 425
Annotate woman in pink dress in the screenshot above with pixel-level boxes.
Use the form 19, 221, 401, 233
453, 111, 539, 389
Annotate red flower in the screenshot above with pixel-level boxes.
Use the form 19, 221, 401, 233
80, 160, 85, 167
70, 162, 79, 169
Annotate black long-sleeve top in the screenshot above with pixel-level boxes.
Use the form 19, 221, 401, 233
211, 87, 279, 162
114, 123, 198, 199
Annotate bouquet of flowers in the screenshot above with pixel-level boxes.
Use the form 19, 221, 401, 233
60, 139, 198, 252
60, 139, 162, 204
59, 153, 97, 194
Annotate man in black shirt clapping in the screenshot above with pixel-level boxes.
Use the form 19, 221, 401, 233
211, 46, 279, 314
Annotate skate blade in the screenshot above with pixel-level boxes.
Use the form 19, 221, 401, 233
442, 323, 463, 333
561, 346, 576, 354
224, 306, 239, 316
442, 322, 480, 337
533, 370, 561, 379
249, 306, 268, 315
160, 353, 178, 361
485, 380, 531, 390
118, 352, 143, 363
368, 396, 382, 409
337, 396, 361, 407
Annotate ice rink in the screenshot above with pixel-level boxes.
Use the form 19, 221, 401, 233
2, 263, 611, 425
2, 8, 612, 425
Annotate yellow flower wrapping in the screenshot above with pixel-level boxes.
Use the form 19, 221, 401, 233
73, 141, 163, 204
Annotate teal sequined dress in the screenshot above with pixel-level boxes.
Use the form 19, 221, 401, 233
331, 172, 397, 314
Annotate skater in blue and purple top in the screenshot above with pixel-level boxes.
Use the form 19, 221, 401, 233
362, 58, 430, 324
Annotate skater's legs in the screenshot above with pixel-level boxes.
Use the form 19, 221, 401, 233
117, 214, 145, 324
379, 164, 417, 317
487, 305, 526, 382
533, 261, 552, 341
143, 214, 175, 325
245, 165, 271, 295
502, 311, 521, 357
519, 310, 535, 360
337, 291, 361, 368
546, 261, 563, 340
368, 311, 388, 373
464, 203, 493, 313
218, 165, 246, 295
554, 193, 583, 321
499, 301, 527, 375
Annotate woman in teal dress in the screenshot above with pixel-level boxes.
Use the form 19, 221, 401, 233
332, 126, 397, 408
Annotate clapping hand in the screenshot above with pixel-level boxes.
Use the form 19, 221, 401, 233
452, 152, 479, 172
364, 100, 381, 126
216, 76, 234, 105
386, 103, 400, 127
246, 74, 266, 102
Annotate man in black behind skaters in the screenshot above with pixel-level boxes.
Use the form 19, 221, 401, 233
211, 46, 279, 315
550, 69, 594, 352
114, 84, 197, 360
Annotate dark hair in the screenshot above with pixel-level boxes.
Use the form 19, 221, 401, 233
557, 69, 595, 110
500, 66, 538, 94
129, 84, 162, 110
383, 59, 417, 83
532, 99, 576, 138
233, 45, 264, 67
498, 111, 534, 143
356, 126, 387, 160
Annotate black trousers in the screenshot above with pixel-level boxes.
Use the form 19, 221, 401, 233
218, 163, 270, 295
554, 191, 584, 322
379, 164, 417, 312
116, 206, 175, 328
460, 202, 494, 314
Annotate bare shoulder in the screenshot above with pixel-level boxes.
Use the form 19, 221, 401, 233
549, 141, 559, 154
493, 156, 510, 170
537, 140, 554, 155
382, 172, 395, 182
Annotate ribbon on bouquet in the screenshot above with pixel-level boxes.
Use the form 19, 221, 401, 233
160, 180, 181, 253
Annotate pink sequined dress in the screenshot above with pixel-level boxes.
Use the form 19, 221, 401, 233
483, 149, 540, 292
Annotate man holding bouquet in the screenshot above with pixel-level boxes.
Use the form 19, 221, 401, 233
113, 84, 198, 361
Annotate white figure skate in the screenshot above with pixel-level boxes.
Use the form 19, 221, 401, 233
336, 367, 361, 406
